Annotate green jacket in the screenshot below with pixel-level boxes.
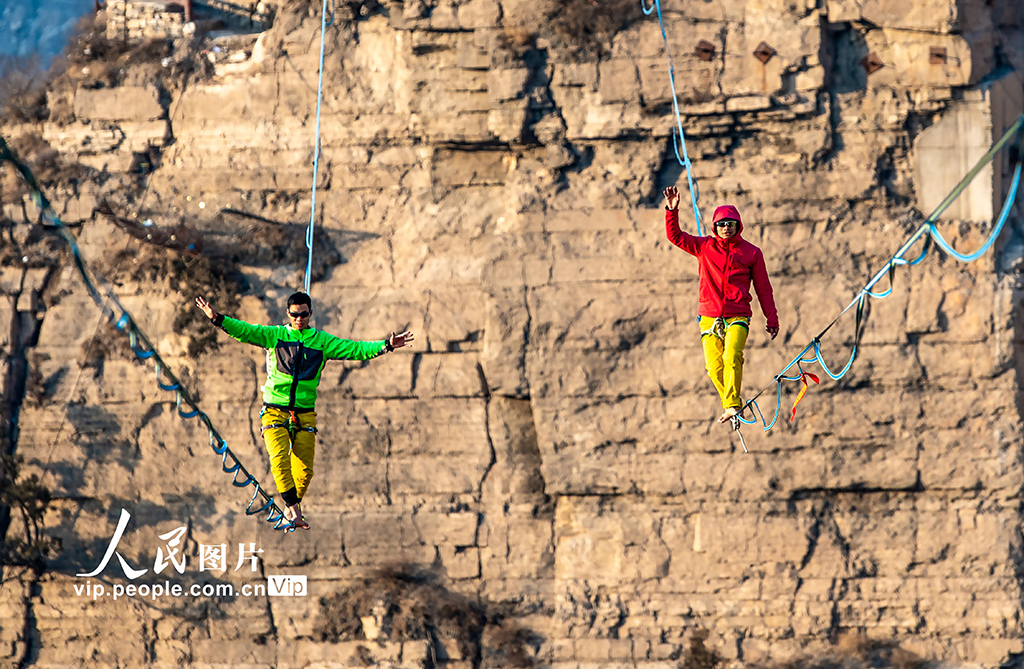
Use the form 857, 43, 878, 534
216, 315, 387, 410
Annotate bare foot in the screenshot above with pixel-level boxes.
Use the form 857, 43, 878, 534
288, 503, 310, 530
717, 407, 741, 424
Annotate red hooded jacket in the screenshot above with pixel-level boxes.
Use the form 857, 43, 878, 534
666, 205, 779, 328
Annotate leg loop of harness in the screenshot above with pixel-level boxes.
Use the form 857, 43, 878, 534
700, 316, 728, 339
260, 411, 316, 436
289, 410, 317, 434
701, 316, 750, 340
260, 422, 289, 434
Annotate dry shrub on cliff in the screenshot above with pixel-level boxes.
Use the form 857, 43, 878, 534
24, 352, 69, 408
547, 0, 642, 59
102, 238, 241, 358
3, 132, 91, 190
688, 629, 724, 669
0, 14, 112, 124
64, 14, 131, 67
314, 564, 542, 668
42, 14, 176, 123
0, 55, 49, 123
213, 208, 346, 283
65, 16, 169, 75
79, 319, 138, 378
99, 200, 203, 255
767, 635, 933, 669
0, 452, 61, 578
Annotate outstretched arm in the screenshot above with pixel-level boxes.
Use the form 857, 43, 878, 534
663, 186, 701, 256
751, 253, 779, 339
322, 330, 416, 360
194, 295, 278, 348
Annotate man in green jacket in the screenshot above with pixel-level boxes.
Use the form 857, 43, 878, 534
196, 292, 413, 529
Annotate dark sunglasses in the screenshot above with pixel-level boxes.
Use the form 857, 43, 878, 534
288, 310, 311, 318
715, 219, 738, 227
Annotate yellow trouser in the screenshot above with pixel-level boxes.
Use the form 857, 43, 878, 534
699, 316, 749, 410
260, 406, 318, 502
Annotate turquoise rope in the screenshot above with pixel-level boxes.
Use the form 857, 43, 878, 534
736, 112, 1024, 434
0, 134, 298, 532
641, 0, 705, 236
928, 161, 1022, 262
304, 0, 333, 294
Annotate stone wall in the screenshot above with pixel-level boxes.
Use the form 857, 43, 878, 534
2, 0, 1024, 667
105, 0, 189, 41
104, 0, 272, 42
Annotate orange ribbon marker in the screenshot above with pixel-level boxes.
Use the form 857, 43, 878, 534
790, 372, 820, 422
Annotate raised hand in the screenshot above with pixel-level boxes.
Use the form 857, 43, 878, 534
195, 296, 217, 320
388, 331, 415, 350
663, 186, 680, 211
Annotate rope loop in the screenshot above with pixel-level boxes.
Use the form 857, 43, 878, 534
154, 361, 180, 392
211, 434, 229, 455
812, 339, 858, 381
128, 329, 155, 359
221, 451, 242, 474
175, 391, 200, 419
759, 382, 784, 431
231, 470, 255, 488
245, 487, 274, 516
926, 161, 1022, 262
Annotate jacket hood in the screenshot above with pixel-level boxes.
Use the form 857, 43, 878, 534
711, 205, 743, 238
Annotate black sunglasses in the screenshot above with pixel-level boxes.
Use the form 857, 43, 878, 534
288, 310, 311, 318
715, 219, 739, 227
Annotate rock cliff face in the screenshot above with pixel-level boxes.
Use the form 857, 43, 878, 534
2, 0, 1024, 666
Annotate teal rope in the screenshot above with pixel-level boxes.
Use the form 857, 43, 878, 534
736, 112, 1024, 434
304, 0, 332, 294
929, 161, 1022, 262
641, 0, 705, 236
0, 134, 298, 532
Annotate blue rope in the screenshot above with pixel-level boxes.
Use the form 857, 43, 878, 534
928, 161, 1022, 262
0, 134, 301, 533
642, 0, 705, 236
304, 0, 332, 294
735, 113, 1024, 435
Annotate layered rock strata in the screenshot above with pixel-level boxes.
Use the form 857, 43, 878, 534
1, 0, 1024, 666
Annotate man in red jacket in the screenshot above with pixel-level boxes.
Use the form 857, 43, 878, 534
663, 186, 780, 424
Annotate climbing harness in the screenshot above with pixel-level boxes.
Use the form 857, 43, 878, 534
0, 134, 302, 533
304, 0, 336, 294
260, 409, 318, 441
641, 0, 705, 236
700, 317, 748, 340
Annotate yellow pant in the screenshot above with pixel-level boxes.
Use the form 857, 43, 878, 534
699, 316, 749, 410
260, 406, 317, 502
